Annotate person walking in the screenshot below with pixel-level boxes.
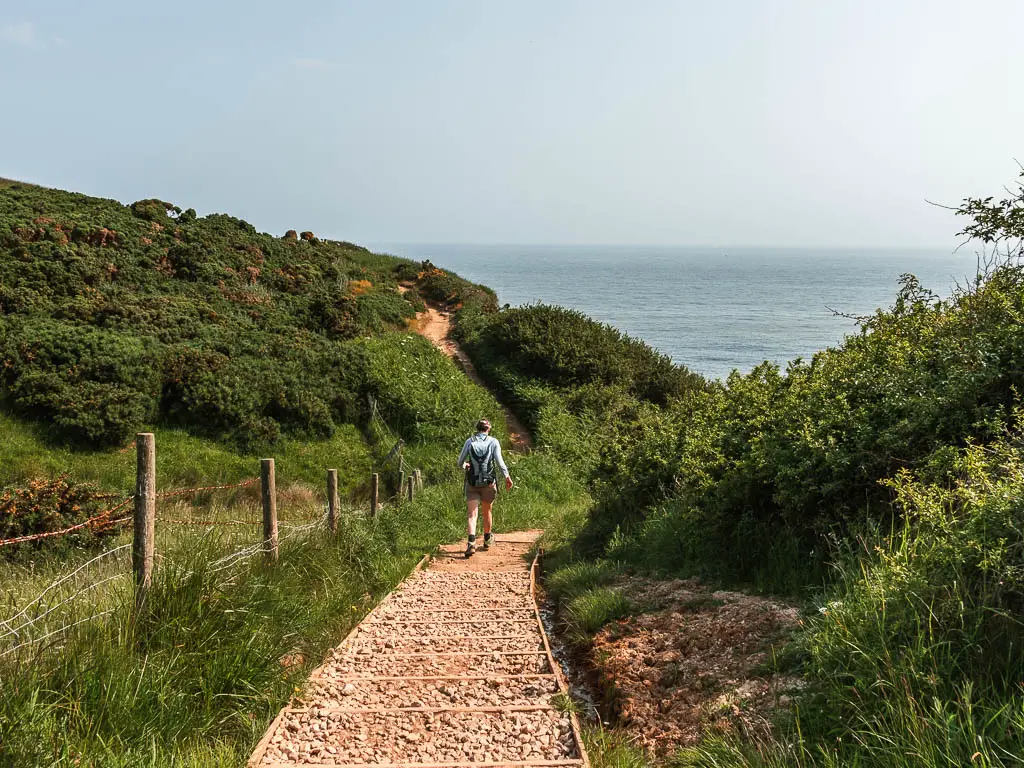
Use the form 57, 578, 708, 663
457, 418, 513, 558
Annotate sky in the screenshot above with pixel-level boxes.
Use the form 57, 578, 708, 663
1, 1, 1021, 247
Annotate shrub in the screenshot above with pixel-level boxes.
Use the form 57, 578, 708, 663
130, 198, 177, 222
0, 318, 159, 446
0, 475, 116, 550
467, 304, 703, 405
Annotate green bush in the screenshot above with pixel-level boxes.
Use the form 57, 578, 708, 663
129, 198, 177, 222
0, 318, 159, 446
464, 304, 704, 406
799, 432, 1024, 764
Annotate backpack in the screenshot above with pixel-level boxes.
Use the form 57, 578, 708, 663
466, 438, 496, 487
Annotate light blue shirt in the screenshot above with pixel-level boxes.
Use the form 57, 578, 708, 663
457, 433, 510, 479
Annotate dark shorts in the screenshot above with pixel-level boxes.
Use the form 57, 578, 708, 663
465, 483, 497, 504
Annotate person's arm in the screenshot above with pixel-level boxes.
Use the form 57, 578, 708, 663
456, 438, 471, 469
493, 439, 513, 489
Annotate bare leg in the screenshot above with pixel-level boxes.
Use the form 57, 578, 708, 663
480, 500, 493, 537
467, 498, 480, 538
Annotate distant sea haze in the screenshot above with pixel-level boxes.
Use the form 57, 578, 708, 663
374, 245, 980, 382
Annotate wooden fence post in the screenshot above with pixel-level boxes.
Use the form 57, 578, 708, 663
398, 470, 406, 499
326, 469, 339, 534
406, 475, 414, 502
414, 468, 423, 491
133, 433, 156, 608
261, 458, 278, 563
370, 473, 379, 518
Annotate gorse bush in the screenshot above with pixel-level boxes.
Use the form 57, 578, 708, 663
0, 475, 116, 549
462, 304, 704, 406
0, 181, 489, 450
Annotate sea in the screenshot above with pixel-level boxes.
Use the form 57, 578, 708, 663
372, 244, 981, 382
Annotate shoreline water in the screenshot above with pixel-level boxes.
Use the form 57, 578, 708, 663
373, 243, 980, 381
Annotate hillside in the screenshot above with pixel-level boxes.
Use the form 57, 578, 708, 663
0, 179, 514, 517
0, 178, 497, 450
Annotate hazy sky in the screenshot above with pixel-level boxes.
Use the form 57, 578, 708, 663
1, 1, 1021, 246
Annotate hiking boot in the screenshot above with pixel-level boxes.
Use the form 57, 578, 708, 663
481, 534, 493, 551
465, 541, 476, 558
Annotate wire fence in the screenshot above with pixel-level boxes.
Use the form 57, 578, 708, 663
368, 395, 411, 489
2, 400, 428, 660
0, 508, 331, 658
0, 464, 320, 659
0, 497, 133, 548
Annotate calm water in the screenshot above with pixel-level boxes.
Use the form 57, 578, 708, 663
374, 244, 979, 381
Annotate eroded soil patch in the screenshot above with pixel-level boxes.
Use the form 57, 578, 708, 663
588, 577, 802, 756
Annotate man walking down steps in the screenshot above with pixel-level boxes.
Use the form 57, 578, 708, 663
458, 418, 513, 558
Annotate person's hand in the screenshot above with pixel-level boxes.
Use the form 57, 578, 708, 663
505, 476, 514, 491
463, 462, 470, 471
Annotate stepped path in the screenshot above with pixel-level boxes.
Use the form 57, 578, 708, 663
249, 531, 589, 768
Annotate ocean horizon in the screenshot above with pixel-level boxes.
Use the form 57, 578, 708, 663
372, 243, 982, 381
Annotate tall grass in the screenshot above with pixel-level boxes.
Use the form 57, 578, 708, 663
0, 450, 586, 767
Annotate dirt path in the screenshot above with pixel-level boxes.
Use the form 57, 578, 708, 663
408, 295, 534, 453
249, 532, 589, 767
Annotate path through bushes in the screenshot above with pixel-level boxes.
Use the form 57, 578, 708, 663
406, 290, 534, 452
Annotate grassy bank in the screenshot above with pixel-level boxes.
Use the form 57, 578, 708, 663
0, 411, 372, 497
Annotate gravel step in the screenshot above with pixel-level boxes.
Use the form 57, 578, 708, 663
343, 635, 546, 654
378, 599, 536, 612
327, 651, 552, 678
302, 676, 561, 709
354, 622, 542, 640
260, 708, 577, 765
370, 609, 537, 622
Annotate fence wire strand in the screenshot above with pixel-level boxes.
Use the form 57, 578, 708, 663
1, 544, 131, 630
1, 477, 258, 548
1, 609, 115, 658
2, 572, 128, 640
155, 478, 257, 500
